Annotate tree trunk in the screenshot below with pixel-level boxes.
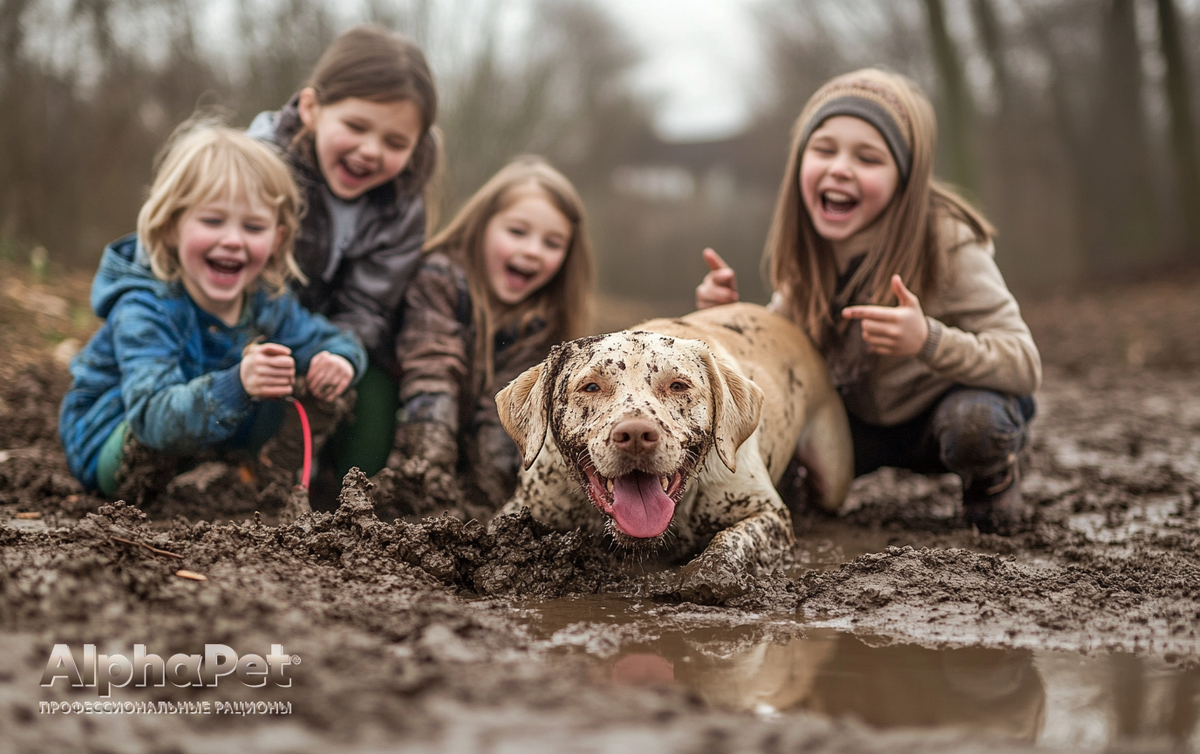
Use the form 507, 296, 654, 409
1092, 0, 1158, 273
1155, 0, 1200, 256
922, 0, 976, 194
971, 0, 1008, 114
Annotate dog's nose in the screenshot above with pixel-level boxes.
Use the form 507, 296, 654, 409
611, 419, 660, 454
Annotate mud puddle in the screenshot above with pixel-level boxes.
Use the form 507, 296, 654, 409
788, 523, 898, 573
513, 595, 1200, 751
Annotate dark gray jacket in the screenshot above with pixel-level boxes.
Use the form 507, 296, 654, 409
248, 97, 426, 374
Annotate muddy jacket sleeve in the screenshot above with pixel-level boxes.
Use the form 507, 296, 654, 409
467, 327, 551, 506
917, 236, 1042, 396
331, 197, 426, 355
111, 293, 255, 455
473, 327, 552, 435
397, 253, 471, 428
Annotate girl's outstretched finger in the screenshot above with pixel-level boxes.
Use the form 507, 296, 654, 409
703, 247, 731, 273
696, 248, 740, 309
891, 274, 920, 307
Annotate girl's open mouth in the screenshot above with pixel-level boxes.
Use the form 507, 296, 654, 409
504, 264, 536, 290
821, 190, 859, 217
339, 159, 373, 181
207, 258, 245, 283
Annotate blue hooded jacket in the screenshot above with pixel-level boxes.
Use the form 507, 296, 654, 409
60, 234, 368, 490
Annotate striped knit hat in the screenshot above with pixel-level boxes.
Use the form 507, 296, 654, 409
796, 77, 914, 185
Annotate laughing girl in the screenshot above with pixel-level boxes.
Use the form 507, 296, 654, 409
375, 156, 594, 513
60, 123, 366, 503
696, 69, 1041, 532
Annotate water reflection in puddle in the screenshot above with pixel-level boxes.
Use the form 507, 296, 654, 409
515, 596, 1200, 750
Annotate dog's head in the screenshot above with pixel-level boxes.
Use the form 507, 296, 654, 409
496, 331, 763, 544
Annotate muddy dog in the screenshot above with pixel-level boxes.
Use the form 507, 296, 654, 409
495, 302, 853, 602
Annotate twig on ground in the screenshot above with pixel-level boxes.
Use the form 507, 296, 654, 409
109, 536, 184, 560
0, 448, 37, 464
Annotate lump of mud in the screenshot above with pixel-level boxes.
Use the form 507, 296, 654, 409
332, 469, 627, 597
0, 362, 93, 515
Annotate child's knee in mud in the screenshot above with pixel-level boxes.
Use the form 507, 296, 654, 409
933, 389, 1033, 478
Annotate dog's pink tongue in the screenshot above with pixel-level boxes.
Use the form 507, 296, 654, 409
610, 471, 674, 538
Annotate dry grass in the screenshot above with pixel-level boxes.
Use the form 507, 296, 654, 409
0, 262, 99, 381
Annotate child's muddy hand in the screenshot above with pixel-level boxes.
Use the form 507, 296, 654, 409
240, 342, 295, 398
305, 351, 353, 401
841, 275, 929, 357
696, 248, 740, 309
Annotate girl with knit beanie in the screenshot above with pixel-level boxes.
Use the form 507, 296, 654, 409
696, 68, 1041, 533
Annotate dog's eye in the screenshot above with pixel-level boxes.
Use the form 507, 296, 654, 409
670, 381, 689, 392
581, 382, 601, 393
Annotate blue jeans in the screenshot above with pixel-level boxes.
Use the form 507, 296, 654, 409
849, 388, 1036, 488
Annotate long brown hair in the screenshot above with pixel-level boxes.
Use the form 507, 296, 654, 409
425, 156, 595, 386
297, 25, 441, 216
765, 68, 993, 347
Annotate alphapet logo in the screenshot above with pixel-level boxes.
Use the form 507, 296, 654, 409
41, 644, 298, 698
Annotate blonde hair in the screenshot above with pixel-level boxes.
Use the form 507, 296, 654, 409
138, 119, 304, 296
765, 68, 993, 347
425, 156, 594, 385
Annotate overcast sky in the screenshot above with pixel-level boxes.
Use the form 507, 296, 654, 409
602, 0, 765, 141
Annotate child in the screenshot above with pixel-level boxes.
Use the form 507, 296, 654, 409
376, 156, 594, 513
60, 123, 367, 503
696, 69, 1041, 533
247, 24, 439, 479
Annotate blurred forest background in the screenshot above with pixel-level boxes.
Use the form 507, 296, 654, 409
1, 0, 1198, 317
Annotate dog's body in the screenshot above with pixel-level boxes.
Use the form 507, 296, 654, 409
496, 303, 852, 601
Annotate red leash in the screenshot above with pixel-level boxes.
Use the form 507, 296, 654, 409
284, 397, 313, 490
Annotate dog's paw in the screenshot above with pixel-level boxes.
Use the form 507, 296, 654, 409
676, 551, 754, 605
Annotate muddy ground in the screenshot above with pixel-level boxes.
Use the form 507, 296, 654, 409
2, 268, 1200, 752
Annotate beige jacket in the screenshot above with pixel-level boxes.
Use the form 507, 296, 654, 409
773, 219, 1041, 426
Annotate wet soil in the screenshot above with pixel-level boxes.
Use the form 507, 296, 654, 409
2, 269, 1200, 752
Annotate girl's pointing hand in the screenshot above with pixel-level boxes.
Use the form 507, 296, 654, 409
696, 248, 740, 309
841, 275, 930, 357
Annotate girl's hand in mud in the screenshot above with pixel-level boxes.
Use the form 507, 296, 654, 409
696, 248, 740, 309
841, 275, 930, 357
240, 342, 296, 399
305, 351, 354, 401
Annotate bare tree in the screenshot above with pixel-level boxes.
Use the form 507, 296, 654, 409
0, 0, 226, 263
922, 0, 977, 194
435, 0, 652, 212
971, 0, 1008, 114
232, 0, 336, 121
1092, 0, 1159, 273
1155, 0, 1200, 256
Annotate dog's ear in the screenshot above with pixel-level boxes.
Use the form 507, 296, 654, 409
495, 344, 561, 470
702, 349, 763, 473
